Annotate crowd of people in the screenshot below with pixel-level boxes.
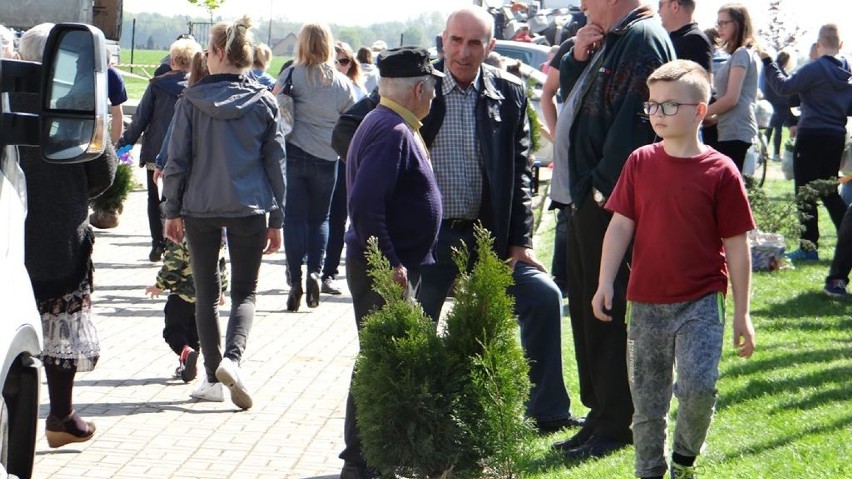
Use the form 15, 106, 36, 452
3, 1, 850, 478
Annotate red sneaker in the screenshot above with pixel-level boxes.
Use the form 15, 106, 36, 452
179, 346, 198, 383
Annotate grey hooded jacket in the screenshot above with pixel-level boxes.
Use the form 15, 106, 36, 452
163, 73, 287, 228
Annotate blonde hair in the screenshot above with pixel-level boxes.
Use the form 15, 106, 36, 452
718, 3, 755, 54
818, 24, 842, 51
647, 59, 712, 103
209, 15, 254, 69
335, 41, 363, 87
253, 42, 273, 70
169, 38, 201, 70
294, 22, 335, 86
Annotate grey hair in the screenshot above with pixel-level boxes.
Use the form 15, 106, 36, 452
18, 23, 54, 62
378, 75, 435, 102
0, 25, 14, 58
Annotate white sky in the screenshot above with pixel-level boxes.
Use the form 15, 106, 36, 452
123, 0, 472, 25
124, 0, 849, 54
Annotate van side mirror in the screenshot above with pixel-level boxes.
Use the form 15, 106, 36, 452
40, 24, 108, 163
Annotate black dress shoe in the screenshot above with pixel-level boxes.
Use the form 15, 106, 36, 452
306, 272, 321, 308
563, 435, 629, 460
286, 285, 303, 312
536, 415, 586, 434
552, 425, 593, 452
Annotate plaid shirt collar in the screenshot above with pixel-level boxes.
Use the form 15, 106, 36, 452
441, 68, 482, 97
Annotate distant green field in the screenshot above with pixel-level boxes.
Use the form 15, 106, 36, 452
118, 49, 291, 101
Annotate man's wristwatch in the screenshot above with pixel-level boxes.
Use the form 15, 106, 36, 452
593, 187, 607, 207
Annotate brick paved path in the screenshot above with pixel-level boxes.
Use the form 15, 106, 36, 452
33, 166, 353, 478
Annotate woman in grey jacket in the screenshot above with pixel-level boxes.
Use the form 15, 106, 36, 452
273, 23, 356, 312
163, 15, 287, 410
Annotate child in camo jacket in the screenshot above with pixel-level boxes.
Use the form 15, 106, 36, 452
146, 238, 228, 382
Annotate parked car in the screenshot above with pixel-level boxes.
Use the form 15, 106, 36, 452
0, 23, 107, 479
493, 40, 552, 71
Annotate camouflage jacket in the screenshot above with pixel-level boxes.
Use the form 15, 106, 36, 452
155, 239, 228, 303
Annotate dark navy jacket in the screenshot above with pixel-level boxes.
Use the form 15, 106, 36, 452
118, 70, 188, 166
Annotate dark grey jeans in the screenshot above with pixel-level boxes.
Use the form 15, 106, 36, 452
627, 292, 724, 477
184, 215, 266, 382
339, 251, 419, 467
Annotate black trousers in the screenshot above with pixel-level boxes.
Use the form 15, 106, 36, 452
184, 215, 266, 382
793, 132, 847, 248
566, 194, 633, 444
163, 294, 199, 355
146, 168, 164, 249
827, 202, 852, 284
714, 140, 751, 173
339, 251, 419, 467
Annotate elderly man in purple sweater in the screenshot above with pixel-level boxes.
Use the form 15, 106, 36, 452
338, 46, 444, 479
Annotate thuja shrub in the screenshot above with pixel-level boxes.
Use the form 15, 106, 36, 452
352, 238, 459, 478
443, 226, 533, 478
352, 228, 533, 479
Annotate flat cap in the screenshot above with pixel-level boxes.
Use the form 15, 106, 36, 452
377, 46, 444, 79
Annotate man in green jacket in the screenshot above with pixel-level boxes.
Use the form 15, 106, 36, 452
549, 0, 675, 460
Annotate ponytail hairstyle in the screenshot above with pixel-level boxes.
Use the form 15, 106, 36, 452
209, 15, 255, 69
188, 51, 209, 86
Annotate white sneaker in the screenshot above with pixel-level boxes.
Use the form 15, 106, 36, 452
215, 357, 253, 410
190, 377, 224, 402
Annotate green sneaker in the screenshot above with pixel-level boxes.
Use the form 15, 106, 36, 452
671, 462, 696, 479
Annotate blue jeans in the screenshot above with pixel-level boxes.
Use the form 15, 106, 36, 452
284, 144, 337, 286
417, 224, 572, 422
322, 160, 347, 280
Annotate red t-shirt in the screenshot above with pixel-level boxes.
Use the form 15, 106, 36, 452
606, 143, 755, 303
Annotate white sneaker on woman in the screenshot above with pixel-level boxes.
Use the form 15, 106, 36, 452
216, 357, 253, 410
190, 377, 224, 402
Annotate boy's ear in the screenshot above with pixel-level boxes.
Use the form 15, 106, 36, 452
696, 102, 708, 118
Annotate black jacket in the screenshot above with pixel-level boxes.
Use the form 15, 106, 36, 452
13, 93, 117, 300
332, 60, 533, 258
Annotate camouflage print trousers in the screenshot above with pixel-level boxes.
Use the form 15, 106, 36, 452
626, 292, 724, 478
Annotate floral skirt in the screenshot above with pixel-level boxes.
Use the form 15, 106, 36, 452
38, 276, 100, 372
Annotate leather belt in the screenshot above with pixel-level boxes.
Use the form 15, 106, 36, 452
442, 219, 475, 231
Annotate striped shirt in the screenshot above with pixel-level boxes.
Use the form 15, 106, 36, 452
430, 71, 484, 220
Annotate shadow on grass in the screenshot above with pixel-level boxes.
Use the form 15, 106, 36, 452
718, 413, 852, 463
752, 291, 852, 323
518, 441, 632, 476
721, 344, 852, 379
718, 364, 852, 412
779, 383, 852, 411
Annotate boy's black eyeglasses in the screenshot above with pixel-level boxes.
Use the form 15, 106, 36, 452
642, 101, 700, 116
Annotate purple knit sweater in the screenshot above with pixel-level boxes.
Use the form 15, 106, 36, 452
344, 105, 442, 268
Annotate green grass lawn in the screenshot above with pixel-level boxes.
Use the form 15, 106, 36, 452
118, 49, 291, 101
526, 163, 851, 478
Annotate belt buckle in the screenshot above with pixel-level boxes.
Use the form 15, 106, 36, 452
446, 219, 470, 230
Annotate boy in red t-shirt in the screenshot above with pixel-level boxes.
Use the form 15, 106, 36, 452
592, 60, 756, 479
